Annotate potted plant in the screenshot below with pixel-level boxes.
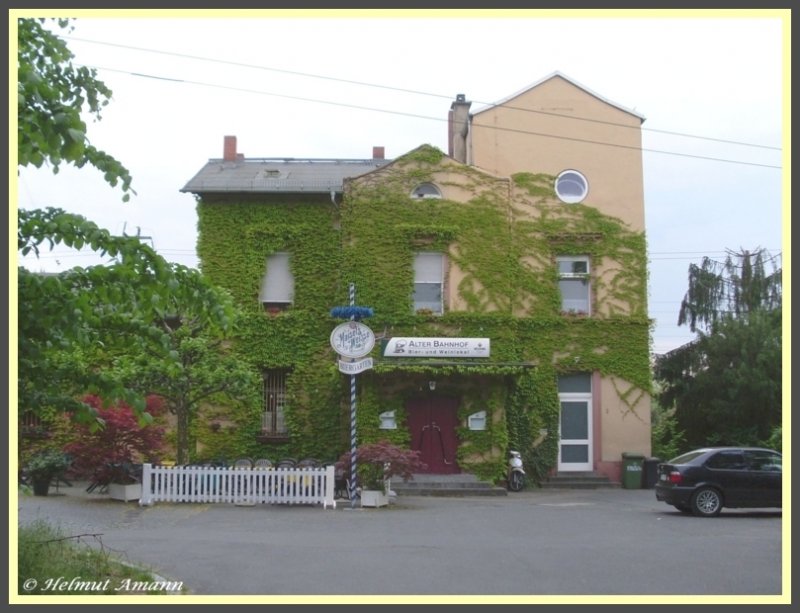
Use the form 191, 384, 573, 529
105, 463, 146, 502
24, 449, 71, 496
337, 440, 427, 508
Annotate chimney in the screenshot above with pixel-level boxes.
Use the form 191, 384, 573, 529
372, 146, 385, 160
223, 135, 237, 162
448, 94, 472, 163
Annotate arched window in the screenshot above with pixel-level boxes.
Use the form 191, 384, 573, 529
410, 183, 442, 199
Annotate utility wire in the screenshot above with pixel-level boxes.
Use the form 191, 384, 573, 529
88, 65, 782, 171
66, 35, 781, 153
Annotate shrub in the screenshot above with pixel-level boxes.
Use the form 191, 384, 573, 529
24, 449, 71, 483
64, 395, 166, 484
337, 440, 427, 491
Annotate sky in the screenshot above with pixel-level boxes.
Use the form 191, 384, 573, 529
13, 10, 788, 356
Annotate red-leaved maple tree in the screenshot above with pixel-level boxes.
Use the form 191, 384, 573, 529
64, 395, 166, 484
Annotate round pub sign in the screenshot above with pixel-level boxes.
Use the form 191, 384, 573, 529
330, 321, 375, 359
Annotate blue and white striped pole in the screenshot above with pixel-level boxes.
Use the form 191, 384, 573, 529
349, 282, 357, 509
329, 288, 373, 510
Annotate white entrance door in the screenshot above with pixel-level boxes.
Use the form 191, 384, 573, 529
557, 398, 592, 472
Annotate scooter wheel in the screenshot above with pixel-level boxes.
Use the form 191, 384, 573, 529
509, 472, 524, 492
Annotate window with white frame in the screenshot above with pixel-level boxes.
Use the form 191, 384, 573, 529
259, 252, 294, 311
468, 411, 487, 431
379, 411, 397, 430
555, 170, 589, 204
557, 256, 590, 314
410, 182, 442, 199
413, 252, 444, 314
262, 369, 289, 436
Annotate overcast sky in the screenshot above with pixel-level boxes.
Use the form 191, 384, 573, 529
14, 12, 787, 355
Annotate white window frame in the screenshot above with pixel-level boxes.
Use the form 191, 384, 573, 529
379, 411, 397, 430
413, 252, 444, 314
410, 182, 442, 199
259, 252, 294, 309
557, 256, 591, 315
468, 410, 487, 431
555, 170, 589, 204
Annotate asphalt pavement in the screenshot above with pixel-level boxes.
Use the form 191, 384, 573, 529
15, 481, 785, 602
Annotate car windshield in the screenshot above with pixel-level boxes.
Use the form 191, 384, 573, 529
667, 450, 707, 465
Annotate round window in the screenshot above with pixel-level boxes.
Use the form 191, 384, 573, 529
555, 170, 588, 204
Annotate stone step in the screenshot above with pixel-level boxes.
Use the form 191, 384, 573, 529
390, 473, 508, 497
540, 472, 621, 489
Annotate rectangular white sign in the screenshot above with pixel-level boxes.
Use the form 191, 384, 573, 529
338, 357, 374, 374
383, 338, 490, 358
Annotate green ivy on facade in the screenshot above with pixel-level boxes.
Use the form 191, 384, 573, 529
194, 145, 652, 483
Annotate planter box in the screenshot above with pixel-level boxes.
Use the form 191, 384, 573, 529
360, 489, 389, 508
32, 479, 51, 497
108, 482, 142, 502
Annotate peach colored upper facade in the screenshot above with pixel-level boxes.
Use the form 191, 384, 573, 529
464, 72, 646, 232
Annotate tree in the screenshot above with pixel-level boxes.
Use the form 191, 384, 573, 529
17, 208, 248, 420
17, 16, 142, 418
18, 208, 175, 419
63, 395, 167, 484
17, 18, 260, 456
18, 210, 260, 461
114, 296, 261, 465
17, 18, 134, 200
677, 248, 781, 333
654, 248, 782, 448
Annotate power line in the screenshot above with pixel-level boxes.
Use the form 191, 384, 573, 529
66, 35, 781, 153
87, 64, 782, 171
67, 38, 782, 170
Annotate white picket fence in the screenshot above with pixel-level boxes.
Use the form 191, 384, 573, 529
139, 463, 336, 509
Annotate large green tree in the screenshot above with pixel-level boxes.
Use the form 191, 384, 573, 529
17, 18, 134, 200
654, 249, 782, 448
114, 296, 260, 465
17, 19, 260, 460
17, 208, 248, 423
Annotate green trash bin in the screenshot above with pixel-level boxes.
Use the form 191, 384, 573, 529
621, 452, 645, 489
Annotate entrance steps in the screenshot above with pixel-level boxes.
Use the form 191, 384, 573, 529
539, 472, 620, 489
390, 473, 507, 497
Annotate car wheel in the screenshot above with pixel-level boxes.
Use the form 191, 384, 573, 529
691, 487, 722, 517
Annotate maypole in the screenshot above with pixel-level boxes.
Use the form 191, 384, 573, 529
329, 285, 374, 509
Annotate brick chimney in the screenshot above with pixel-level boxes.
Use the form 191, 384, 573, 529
223, 135, 237, 161
448, 94, 472, 163
372, 146, 385, 160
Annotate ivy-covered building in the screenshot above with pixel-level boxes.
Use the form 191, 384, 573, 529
181, 72, 652, 485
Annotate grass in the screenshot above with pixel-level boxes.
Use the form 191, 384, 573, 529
17, 518, 184, 596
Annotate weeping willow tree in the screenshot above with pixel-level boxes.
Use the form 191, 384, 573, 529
677, 248, 782, 332
654, 248, 782, 449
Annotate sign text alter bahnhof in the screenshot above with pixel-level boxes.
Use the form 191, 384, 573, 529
383, 337, 490, 358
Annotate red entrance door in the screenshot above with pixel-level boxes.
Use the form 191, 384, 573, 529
406, 397, 460, 474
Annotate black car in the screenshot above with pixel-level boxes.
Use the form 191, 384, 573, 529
654, 447, 782, 517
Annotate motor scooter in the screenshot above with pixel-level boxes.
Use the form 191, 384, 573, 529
507, 450, 525, 491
